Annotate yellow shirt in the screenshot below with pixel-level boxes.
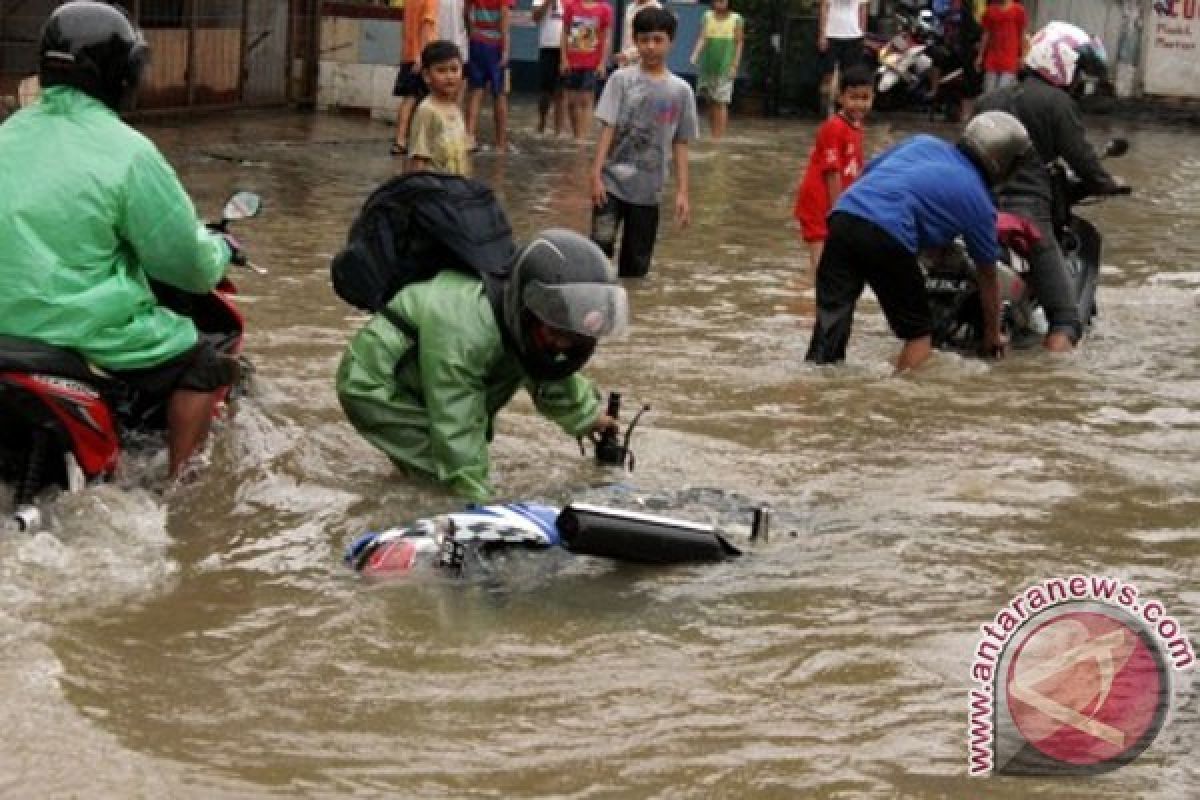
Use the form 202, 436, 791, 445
408, 98, 471, 177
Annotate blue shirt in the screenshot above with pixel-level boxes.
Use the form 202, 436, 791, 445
835, 134, 998, 265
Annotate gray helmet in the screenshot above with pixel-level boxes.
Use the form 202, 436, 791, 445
502, 229, 628, 382
959, 111, 1032, 187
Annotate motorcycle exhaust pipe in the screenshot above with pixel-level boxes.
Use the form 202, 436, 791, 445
557, 503, 741, 564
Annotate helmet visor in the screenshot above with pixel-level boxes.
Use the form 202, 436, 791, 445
523, 281, 630, 340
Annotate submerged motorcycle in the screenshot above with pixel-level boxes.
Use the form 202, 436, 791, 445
925, 139, 1131, 352
346, 501, 767, 580
0, 191, 262, 532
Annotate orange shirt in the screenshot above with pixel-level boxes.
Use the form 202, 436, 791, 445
404, 0, 438, 63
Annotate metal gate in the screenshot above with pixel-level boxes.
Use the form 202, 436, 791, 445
1, 0, 319, 113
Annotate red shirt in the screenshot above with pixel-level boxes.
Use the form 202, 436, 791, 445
981, 2, 1026, 74
794, 113, 864, 242
562, 0, 613, 71
468, 0, 514, 46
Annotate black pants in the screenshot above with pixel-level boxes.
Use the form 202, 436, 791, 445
806, 212, 932, 364
591, 193, 660, 278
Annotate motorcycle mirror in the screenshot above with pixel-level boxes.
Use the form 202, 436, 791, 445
1103, 138, 1129, 158
222, 191, 262, 222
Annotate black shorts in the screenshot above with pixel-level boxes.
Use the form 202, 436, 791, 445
820, 37, 865, 76
111, 337, 239, 402
563, 69, 597, 92
805, 212, 931, 363
591, 193, 660, 278
392, 62, 428, 99
539, 48, 563, 95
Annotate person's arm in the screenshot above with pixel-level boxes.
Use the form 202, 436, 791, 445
961, 200, 1007, 357
419, 0, 437, 56
591, 124, 615, 206
673, 139, 690, 226
818, 0, 829, 52
689, 12, 707, 65
858, 0, 867, 35
120, 147, 229, 294
730, 15, 744, 76
597, 12, 612, 77
1054, 101, 1120, 194
560, 9, 571, 73
501, 2, 511, 65
529, 374, 604, 438
823, 171, 843, 206
975, 261, 1006, 358
976, 13, 989, 69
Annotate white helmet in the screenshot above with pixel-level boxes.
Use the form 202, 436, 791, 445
1025, 22, 1108, 88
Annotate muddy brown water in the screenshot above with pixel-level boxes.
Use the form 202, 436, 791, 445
0, 105, 1196, 798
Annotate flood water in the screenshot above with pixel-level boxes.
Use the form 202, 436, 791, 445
1, 104, 1197, 797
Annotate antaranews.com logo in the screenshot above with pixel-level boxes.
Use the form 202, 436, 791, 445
967, 575, 1195, 776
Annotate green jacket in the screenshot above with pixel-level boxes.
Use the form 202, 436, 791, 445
0, 86, 230, 370
336, 270, 602, 501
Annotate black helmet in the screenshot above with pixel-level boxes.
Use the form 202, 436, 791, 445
959, 111, 1032, 187
39, 1, 148, 111
502, 229, 629, 382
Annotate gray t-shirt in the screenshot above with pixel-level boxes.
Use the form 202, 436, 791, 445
595, 66, 699, 206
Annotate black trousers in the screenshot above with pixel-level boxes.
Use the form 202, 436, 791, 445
806, 212, 932, 364
591, 193, 660, 278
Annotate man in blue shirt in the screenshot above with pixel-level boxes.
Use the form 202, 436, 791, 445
805, 111, 1032, 371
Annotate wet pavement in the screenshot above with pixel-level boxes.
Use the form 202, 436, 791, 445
0, 102, 1197, 797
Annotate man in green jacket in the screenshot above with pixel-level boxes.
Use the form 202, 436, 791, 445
337, 228, 627, 501
0, 2, 236, 477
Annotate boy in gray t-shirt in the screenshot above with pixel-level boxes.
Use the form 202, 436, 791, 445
589, 6, 698, 278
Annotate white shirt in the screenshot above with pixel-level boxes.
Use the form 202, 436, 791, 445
824, 0, 865, 40
436, 0, 469, 61
533, 0, 565, 49
619, 0, 662, 64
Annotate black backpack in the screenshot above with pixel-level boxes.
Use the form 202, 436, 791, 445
331, 171, 517, 312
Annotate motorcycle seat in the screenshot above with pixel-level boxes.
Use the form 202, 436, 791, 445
0, 335, 113, 386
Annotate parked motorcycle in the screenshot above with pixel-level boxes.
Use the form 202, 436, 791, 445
0, 191, 262, 532
925, 139, 1130, 352
874, 6, 939, 110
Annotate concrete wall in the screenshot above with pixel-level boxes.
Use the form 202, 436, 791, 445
1142, 0, 1200, 97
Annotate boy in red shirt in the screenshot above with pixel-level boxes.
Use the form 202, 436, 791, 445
793, 65, 873, 269
976, 0, 1027, 93
560, 0, 613, 139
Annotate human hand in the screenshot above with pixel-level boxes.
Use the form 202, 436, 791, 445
592, 174, 608, 208
220, 231, 247, 266
675, 191, 690, 227
595, 64, 607, 79
818, 35, 827, 53
590, 413, 619, 436
1109, 175, 1133, 195
980, 330, 1009, 360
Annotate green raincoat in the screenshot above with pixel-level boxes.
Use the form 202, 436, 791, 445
0, 86, 230, 370
336, 270, 602, 501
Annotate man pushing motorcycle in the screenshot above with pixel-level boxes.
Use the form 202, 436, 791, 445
974, 21, 1128, 353
0, 1, 238, 477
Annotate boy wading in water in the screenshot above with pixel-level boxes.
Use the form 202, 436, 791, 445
689, 0, 743, 140
407, 41, 472, 176
793, 64, 873, 269
590, 7, 698, 278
